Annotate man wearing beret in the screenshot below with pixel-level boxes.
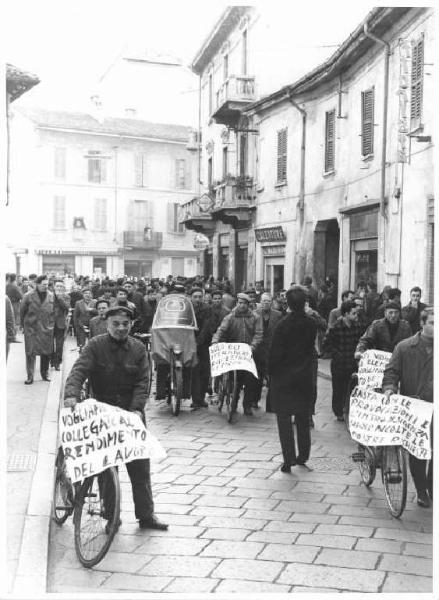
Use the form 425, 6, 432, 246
64, 306, 168, 531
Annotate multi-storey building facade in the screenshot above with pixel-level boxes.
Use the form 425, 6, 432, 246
6, 107, 199, 278
247, 6, 434, 301
182, 6, 434, 301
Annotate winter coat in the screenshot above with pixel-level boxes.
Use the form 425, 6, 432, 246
356, 318, 412, 355
89, 315, 108, 338
53, 293, 70, 329
20, 289, 55, 356
401, 302, 427, 335
6, 282, 23, 304
268, 311, 317, 415
252, 307, 283, 365
73, 299, 97, 330
211, 306, 263, 350
5, 296, 15, 342
382, 333, 433, 403
64, 333, 149, 412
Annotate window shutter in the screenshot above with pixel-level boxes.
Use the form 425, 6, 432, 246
54, 148, 66, 179
410, 35, 424, 129
146, 199, 154, 230
53, 196, 65, 229
134, 154, 143, 186
167, 203, 174, 232
100, 158, 106, 183
127, 199, 135, 230
277, 128, 287, 183
361, 89, 374, 156
325, 110, 335, 172
88, 158, 95, 182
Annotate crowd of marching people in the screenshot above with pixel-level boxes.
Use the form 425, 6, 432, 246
5, 271, 433, 506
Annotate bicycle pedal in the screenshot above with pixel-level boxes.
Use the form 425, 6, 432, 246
351, 452, 365, 462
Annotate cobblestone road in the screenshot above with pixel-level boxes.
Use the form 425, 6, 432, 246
47, 352, 433, 593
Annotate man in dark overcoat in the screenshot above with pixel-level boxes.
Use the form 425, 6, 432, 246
268, 286, 317, 472
52, 279, 70, 370
20, 275, 55, 384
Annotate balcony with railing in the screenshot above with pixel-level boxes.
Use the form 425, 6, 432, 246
179, 196, 216, 234
211, 175, 256, 227
123, 230, 163, 250
212, 75, 256, 127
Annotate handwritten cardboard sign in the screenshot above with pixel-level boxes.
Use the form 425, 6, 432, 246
349, 387, 433, 459
209, 342, 258, 378
357, 349, 392, 389
59, 399, 166, 483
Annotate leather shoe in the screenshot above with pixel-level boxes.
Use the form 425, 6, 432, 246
42, 375, 51, 382
244, 407, 253, 416
139, 516, 168, 530
417, 491, 430, 508
24, 378, 33, 385
54, 365, 61, 371
190, 400, 208, 408
280, 463, 293, 473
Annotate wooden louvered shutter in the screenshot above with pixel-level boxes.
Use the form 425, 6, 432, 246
134, 154, 143, 186
410, 35, 424, 129
276, 128, 287, 183
361, 88, 374, 156
325, 110, 335, 172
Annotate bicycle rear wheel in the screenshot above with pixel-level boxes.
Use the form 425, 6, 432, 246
382, 445, 407, 518
356, 444, 377, 487
74, 467, 121, 567
217, 374, 226, 412
53, 447, 74, 525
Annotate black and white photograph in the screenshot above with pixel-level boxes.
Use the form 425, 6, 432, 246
2, 1, 435, 597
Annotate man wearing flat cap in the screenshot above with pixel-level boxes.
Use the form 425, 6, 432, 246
355, 300, 412, 359
64, 305, 168, 531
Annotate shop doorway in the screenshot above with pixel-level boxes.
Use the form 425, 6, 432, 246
313, 219, 339, 292
265, 259, 285, 295
350, 239, 378, 288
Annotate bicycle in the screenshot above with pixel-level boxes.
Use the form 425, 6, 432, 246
216, 370, 238, 423
343, 372, 358, 433
132, 332, 153, 397
52, 446, 121, 567
352, 444, 407, 518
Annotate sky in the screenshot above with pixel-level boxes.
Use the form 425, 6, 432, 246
3, 0, 379, 116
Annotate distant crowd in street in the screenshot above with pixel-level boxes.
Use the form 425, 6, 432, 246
5, 270, 433, 509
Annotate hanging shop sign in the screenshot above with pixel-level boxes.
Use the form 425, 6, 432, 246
255, 226, 286, 242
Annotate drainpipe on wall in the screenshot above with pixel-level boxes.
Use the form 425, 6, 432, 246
363, 22, 391, 219
197, 74, 202, 189
288, 95, 307, 281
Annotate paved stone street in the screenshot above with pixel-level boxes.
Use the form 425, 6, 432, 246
46, 350, 433, 594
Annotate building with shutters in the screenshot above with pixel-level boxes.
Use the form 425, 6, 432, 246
5, 107, 199, 278
182, 6, 434, 301
180, 6, 337, 293
245, 6, 434, 301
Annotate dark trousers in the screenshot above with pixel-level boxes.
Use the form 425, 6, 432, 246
276, 411, 311, 465
310, 356, 318, 415
409, 420, 433, 497
26, 353, 50, 379
252, 356, 266, 406
234, 369, 258, 410
191, 345, 210, 405
331, 367, 352, 417
52, 325, 66, 366
102, 459, 154, 521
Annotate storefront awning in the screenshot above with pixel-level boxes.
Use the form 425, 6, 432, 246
36, 248, 121, 255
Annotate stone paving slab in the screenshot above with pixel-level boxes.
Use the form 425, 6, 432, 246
46, 373, 433, 594
381, 572, 433, 592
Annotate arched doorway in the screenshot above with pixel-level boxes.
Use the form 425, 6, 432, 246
313, 219, 340, 294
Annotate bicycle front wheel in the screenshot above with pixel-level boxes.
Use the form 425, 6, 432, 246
343, 375, 357, 434
357, 444, 377, 487
217, 374, 226, 412
382, 445, 407, 518
74, 467, 121, 568
169, 354, 183, 416
53, 447, 74, 525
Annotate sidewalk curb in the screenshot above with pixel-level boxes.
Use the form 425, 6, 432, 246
13, 370, 63, 596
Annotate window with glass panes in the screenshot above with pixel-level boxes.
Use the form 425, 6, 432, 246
134, 153, 147, 187
53, 196, 66, 229
87, 151, 106, 183
94, 198, 107, 231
